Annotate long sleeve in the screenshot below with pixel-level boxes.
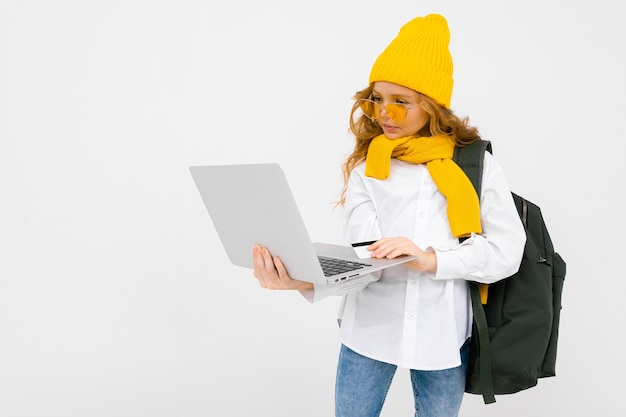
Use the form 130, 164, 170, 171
328, 152, 525, 370
300, 173, 383, 303
434, 152, 526, 283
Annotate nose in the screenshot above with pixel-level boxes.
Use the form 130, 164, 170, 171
378, 103, 398, 121
376, 103, 390, 119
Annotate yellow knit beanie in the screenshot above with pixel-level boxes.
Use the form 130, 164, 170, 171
369, 14, 454, 108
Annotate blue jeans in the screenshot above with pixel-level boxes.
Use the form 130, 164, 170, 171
335, 341, 469, 417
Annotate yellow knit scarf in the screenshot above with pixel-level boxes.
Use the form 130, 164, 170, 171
365, 134, 482, 238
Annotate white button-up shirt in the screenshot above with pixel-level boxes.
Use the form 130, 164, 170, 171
304, 152, 526, 371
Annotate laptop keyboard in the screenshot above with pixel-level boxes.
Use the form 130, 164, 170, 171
318, 256, 372, 277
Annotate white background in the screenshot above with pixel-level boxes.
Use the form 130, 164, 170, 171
1, 0, 624, 416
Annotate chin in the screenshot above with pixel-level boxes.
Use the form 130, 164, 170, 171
383, 132, 403, 140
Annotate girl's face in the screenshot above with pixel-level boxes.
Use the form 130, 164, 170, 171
370, 81, 430, 140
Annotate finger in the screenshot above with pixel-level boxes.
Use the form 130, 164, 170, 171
252, 246, 276, 288
370, 239, 392, 258
367, 239, 384, 251
273, 257, 290, 282
384, 247, 404, 259
252, 245, 263, 279
260, 248, 278, 273
252, 245, 273, 283
375, 242, 405, 259
262, 248, 287, 288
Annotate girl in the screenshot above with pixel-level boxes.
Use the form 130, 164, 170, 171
252, 14, 526, 417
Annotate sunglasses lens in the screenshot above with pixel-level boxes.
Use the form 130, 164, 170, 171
359, 100, 376, 119
358, 100, 408, 122
386, 104, 406, 122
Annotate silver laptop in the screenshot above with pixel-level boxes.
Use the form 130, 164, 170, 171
189, 163, 416, 285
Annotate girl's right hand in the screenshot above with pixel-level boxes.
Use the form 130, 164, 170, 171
252, 245, 314, 291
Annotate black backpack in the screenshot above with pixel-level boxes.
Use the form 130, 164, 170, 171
453, 139, 566, 404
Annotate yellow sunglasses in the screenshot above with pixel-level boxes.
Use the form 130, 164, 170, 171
358, 98, 414, 123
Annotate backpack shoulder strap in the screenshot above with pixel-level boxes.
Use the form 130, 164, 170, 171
453, 139, 497, 404
453, 139, 492, 196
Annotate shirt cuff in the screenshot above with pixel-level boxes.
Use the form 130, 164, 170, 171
433, 234, 476, 280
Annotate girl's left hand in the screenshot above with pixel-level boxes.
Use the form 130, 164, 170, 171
367, 237, 437, 273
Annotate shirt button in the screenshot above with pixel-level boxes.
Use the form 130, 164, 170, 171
418, 212, 425, 218
406, 312, 416, 320
410, 278, 417, 285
